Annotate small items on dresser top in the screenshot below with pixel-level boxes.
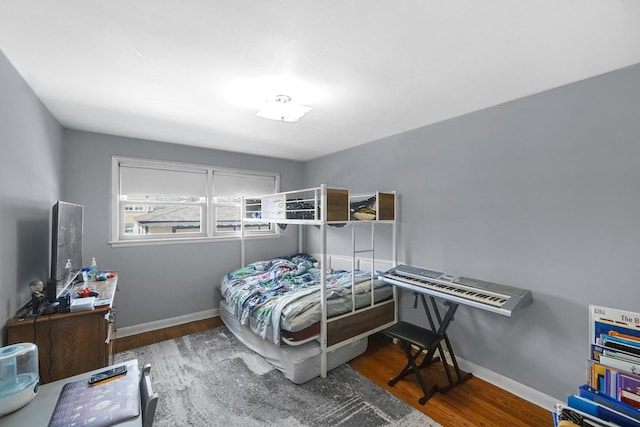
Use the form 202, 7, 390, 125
70, 296, 96, 312
77, 287, 98, 298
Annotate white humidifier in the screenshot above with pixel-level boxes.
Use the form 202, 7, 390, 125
0, 343, 39, 416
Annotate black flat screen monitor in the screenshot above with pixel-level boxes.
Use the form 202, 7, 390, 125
48, 201, 83, 300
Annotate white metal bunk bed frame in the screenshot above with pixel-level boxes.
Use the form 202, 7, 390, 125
239, 184, 398, 378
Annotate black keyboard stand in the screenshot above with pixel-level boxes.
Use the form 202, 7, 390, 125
383, 293, 473, 404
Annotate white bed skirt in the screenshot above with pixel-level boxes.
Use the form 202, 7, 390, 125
219, 300, 368, 384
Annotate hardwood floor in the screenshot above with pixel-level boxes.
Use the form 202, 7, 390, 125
349, 333, 553, 427
114, 318, 553, 426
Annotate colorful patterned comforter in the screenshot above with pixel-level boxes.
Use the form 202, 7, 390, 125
219, 254, 390, 345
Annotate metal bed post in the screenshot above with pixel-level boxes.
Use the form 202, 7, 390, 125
351, 224, 357, 312
370, 221, 375, 306
240, 197, 246, 267
298, 223, 303, 254
392, 192, 398, 323
319, 185, 328, 378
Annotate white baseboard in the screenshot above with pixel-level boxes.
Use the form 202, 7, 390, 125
116, 308, 219, 338
435, 347, 560, 412
457, 355, 559, 411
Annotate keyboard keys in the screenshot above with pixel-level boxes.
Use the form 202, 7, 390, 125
386, 272, 508, 308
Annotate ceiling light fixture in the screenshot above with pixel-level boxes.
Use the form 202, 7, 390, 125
256, 95, 311, 122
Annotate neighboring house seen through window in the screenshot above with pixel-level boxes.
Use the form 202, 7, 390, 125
111, 156, 278, 245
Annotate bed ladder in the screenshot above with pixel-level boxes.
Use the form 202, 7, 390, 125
351, 221, 377, 310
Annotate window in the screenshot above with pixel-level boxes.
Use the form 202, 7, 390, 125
111, 156, 279, 245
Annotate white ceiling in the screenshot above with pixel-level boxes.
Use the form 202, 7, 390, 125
2, 1, 640, 161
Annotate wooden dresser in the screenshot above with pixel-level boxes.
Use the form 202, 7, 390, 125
7, 274, 118, 384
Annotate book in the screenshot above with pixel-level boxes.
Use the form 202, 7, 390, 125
589, 360, 614, 397
611, 331, 640, 343
603, 334, 640, 350
590, 306, 640, 348
599, 354, 640, 378
621, 390, 640, 410
602, 335, 640, 355
48, 360, 140, 427
569, 393, 640, 426
620, 372, 640, 398
556, 402, 619, 427
578, 384, 640, 424
592, 344, 640, 366
605, 341, 640, 356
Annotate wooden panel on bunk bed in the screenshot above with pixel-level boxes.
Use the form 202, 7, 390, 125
326, 188, 349, 221
377, 192, 396, 221
326, 302, 395, 347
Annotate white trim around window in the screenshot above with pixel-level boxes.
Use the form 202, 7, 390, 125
110, 156, 280, 247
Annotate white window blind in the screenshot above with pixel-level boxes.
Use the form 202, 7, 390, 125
213, 172, 275, 198
120, 163, 207, 197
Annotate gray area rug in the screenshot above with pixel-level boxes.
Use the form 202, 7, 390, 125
115, 326, 441, 426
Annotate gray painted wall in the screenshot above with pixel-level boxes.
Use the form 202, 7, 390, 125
303, 63, 640, 401
0, 51, 63, 345
62, 130, 304, 328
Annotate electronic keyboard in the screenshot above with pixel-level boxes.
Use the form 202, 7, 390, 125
380, 264, 533, 317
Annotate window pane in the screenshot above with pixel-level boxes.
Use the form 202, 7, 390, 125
124, 205, 203, 236
215, 204, 272, 233
215, 205, 241, 232
245, 222, 273, 232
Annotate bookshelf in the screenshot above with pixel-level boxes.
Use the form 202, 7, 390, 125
554, 305, 640, 426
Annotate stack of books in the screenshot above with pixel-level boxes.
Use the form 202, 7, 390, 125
554, 305, 640, 427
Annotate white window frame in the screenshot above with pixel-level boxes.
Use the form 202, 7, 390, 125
110, 156, 280, 246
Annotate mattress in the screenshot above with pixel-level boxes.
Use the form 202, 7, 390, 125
219, 300, 368, 384
219, 254, 393, 345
